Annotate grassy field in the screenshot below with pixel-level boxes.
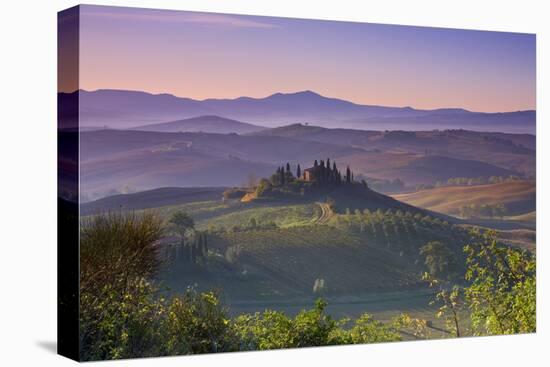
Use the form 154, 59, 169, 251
204, 203, 319, 229
119, 198, 319, 229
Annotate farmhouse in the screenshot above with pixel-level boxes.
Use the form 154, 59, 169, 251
303, 167, 316, 182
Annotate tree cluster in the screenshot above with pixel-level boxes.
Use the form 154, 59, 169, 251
269, 159, 357, 187
271, 163, 295, 186
436, 175, 523, 188
334, 208, 466, 258
168, 210, 208, 264
311, 158, 350, 185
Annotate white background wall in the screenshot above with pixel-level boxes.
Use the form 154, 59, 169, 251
0, 0, 547, 365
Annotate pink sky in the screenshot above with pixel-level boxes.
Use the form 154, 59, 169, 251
73, 5, 535, 112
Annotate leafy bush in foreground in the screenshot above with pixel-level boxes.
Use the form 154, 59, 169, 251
424, 230, 536, 337
79, 212, 164, 360
163, 290, 235, 354
464, 230, 536, 335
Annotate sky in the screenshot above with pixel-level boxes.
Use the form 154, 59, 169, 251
71, 5, 536, 113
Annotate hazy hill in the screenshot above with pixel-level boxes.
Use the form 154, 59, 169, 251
253, 124, 535, 176
78, 126, 532, 200
254, 124, 535, 151
81, 187, 227, 215
79, 129, 362, 200
337, 152, 517, 186
62, 89, 536, 133
80, 129, 361, 163
343, 110, 536, 134
393, 180, 536, 217
134, 115, 265, 134
383, 155, 517, 184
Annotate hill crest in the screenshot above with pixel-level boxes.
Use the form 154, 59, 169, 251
134, 115, 265, 134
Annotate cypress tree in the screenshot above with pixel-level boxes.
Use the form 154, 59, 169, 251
198, 233, 204, 258
314, 160, 318, 168
189, 241, 195, 263
194, 241, 199, 263
286, 162, 291, 173
346, 166, 351, 183
297, 164, 301, 179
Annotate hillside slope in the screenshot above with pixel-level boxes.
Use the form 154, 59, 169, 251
81, 187, 227, 214
340, 153, 517, 186
134, 115, 265, 134
253, 124, 535, 176
393, 181, 535, 217
79, 129, 361, 200
161, 214, 469, 298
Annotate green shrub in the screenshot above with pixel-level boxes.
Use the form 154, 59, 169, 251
464, 230, 536, 335
80, 278, 164, 360
349, 314, 401, 343
163, 289, 237, 354
233, 310, 294, 350
80, 211, 162, 295
79, 212, 164, 360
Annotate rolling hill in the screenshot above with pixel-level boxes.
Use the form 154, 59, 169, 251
134, 115, 265, 134
337, 152, 519, 186
79, 129, 362, 200
80, 187, 227, 215
78, 126, 532, 200
252, 124, 536, 177
131, 190, 470, 298
373, 155, 517, 185
392, 180, 536, 217
151, 196, 472, 300
247, 178, 450, 220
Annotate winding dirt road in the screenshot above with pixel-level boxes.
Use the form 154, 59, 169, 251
314, 202, 333, 224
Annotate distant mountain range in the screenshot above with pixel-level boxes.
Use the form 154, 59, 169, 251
59, 89, 536, 134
